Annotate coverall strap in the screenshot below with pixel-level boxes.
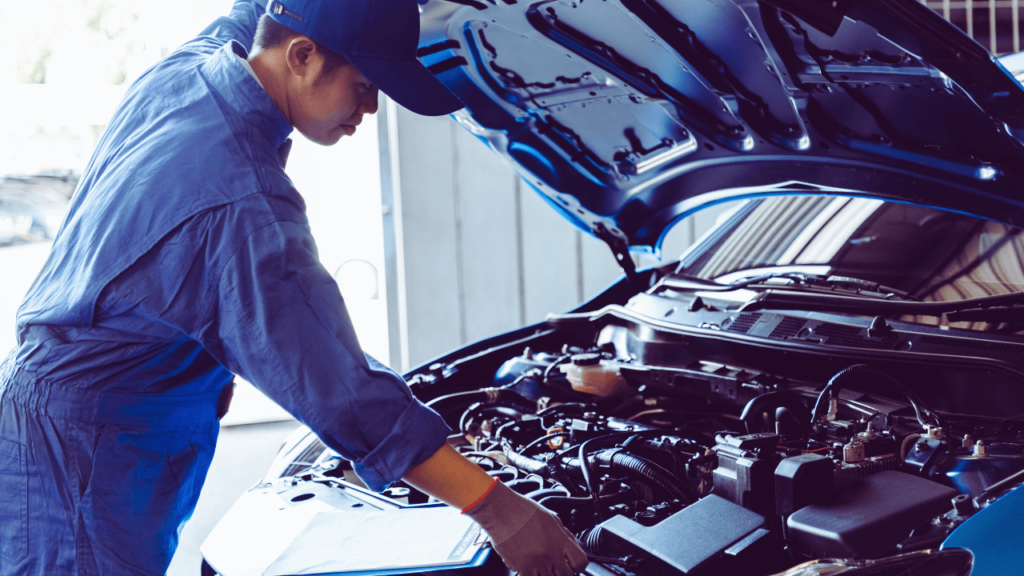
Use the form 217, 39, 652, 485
0, 357, 220, 428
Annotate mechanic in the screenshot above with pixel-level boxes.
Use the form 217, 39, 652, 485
0, 0, 588, 574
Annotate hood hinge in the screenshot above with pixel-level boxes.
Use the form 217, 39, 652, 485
594, 224, 645, 288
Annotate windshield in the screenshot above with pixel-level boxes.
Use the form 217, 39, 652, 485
677, 195, 1024, 330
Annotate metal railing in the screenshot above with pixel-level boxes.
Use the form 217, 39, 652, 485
921, 0, 1021, 54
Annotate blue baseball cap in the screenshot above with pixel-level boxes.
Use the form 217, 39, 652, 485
266, 0, 464, 116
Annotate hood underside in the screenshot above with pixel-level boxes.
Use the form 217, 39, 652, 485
417, 0, 1024, 253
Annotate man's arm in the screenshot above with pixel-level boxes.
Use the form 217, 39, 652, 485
402, 443, 496, 508
196, 0, 269, 50
196, 220, 450, 491
406, 444, 589, 576
196, 220, 586, 575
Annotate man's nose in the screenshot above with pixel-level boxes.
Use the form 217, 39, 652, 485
362, 89, 381, 115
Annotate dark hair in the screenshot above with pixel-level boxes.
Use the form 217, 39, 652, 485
253, 15, 350, 82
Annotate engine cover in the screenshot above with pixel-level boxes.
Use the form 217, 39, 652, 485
594, 494, 769, 575
787, 471, 959, 559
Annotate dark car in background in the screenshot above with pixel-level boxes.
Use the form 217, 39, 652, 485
0, 172, 75, 246
201, 0, 1024, 573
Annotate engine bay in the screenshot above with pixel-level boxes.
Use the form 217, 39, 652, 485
411, 352, 1014, 574
234, 271, 1024, 576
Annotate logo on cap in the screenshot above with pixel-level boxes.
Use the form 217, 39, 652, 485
271, 1, 304, 23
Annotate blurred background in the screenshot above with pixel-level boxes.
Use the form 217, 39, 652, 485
0, 0, 388, 426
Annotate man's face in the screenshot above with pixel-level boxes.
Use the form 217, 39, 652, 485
290, 54, 380, 146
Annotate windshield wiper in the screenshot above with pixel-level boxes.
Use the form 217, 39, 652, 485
739, 289, 1024, 320
663, 272, 916, 300
945, 303, 1024, 323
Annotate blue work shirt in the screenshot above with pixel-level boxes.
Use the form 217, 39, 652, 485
0, 1, 450, 573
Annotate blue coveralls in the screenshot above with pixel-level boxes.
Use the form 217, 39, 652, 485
0, 2, 451, 573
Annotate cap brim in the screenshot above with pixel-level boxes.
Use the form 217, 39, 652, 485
347, 55, 465, 117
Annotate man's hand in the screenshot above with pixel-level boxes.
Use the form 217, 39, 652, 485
403, 444, 589, 575
462, 479, 589, 576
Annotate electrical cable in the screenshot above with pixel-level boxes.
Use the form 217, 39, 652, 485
519, 431, 572, 455
570, 430, 692, 523
502, 368, 543, 390
543, 354, 573, 384
811, 365, 937, 430
429, 369, 540, 413
425, 388, 533, 413
538, 487, 637, 517
578, 437, 603, 524
537, 403, 592, 429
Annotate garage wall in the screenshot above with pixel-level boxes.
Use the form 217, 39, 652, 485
378, 102, 721, 371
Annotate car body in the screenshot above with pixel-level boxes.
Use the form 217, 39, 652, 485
200, 0, 1024, 573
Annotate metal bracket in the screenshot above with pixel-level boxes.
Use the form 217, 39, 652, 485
593, 223, 644, 288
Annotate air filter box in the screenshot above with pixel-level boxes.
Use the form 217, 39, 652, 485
594, 495, 771, 575
787, 470, 958, 559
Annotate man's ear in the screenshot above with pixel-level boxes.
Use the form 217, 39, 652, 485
284, 36, 319, 82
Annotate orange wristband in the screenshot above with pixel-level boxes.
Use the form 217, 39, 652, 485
461, 476, 500, 514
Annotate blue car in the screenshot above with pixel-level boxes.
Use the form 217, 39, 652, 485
202, 0, 1024, 573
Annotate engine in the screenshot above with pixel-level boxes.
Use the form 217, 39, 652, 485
265, 330, 1024, 576
380, 341, 1024, 575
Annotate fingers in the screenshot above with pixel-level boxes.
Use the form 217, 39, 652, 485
504, 551, 582, 576
566, 546, 589, 573
499, 545, 585, 576
499, 554, 520, 575
560, 525, 576, 542
559, 526, 589, 573
540, 553, 573, 573
552, 551, 589, 576
477, 482, 591, 576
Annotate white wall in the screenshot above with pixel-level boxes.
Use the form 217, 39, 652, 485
378, 103, 723, 371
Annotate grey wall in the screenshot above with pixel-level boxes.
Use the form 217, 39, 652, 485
378, 103, 724, 371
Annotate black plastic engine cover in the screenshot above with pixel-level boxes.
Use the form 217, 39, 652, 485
787, 471, 959, 559
595, 495, 768, 575
775, 453, 835, 516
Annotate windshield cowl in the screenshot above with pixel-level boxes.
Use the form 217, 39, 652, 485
738, 288, 1024, 320
675, 196, 1024, 334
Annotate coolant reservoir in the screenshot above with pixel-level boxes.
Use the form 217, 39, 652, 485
558, 353, 629, 397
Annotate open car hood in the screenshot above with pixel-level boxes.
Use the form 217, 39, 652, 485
417, 0, 1024, 258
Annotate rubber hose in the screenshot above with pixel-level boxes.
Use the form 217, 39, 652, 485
503, 448, 549, 475
561, 452, 693, 503
597, 452, 693, 503
741, 390, 809, 434
582, 526, 604, 553
538, 489, 636, 514
775, 406, 804, 436
526, 488, 571, 502
507, 477, 543, 495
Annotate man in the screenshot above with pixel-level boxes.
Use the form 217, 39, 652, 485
0, 0, 588, 574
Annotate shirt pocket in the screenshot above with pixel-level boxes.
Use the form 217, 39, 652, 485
0, 439, 27, 563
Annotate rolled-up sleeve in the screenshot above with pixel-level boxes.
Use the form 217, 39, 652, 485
196, 220, 451, 491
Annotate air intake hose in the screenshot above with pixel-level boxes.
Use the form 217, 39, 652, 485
502, 439, 694, 502
597, 451, 693, 503
561, 451, 693, 503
